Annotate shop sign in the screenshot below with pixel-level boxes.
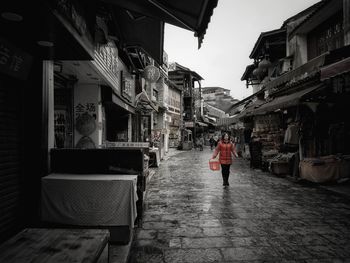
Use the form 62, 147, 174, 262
55, 0, 88, 37
112, 93, 135, 114
74, 102, 98, 148
184, 121, 194, 128
144, 65, 160, 83
94, 41, 119, 93
75, 102, 97, 119
121, 71, 132, 102
105, 141, 149, 148
0, 38, 33, 80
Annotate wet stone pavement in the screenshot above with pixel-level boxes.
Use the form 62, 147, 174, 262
129, 147, 350, 263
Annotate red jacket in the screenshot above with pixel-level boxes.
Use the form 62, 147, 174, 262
213, 141, 236, 165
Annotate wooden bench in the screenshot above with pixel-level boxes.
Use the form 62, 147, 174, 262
0, 228, 109, 263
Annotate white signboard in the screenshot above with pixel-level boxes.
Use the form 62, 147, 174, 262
105, 141, 150, 148
184, 121, 194, 128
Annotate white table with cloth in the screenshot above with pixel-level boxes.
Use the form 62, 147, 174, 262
41, 174, 138, 243
149, 147, 160, 167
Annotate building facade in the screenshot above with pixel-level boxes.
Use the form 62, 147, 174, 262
0, 0, 218, 243
168, 62, 203, 149
230, 0, 350, 182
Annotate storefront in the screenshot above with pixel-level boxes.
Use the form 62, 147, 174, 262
246, 74, 350, 182
0, 0, 95, 242
296, 61, 350, 183
168, 112, 181, 148
1, 0, 219, 244
52, 39, 136, 150
49, 44, 150, 241
247, 83, 323, 172
166, 81, 182, 148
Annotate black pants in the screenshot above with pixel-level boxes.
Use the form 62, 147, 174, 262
221, 164, 231, 185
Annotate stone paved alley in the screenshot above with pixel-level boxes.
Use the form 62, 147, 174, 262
129, 148, 350, 263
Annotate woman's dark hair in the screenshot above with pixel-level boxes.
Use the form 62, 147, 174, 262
221, 133, 230, 141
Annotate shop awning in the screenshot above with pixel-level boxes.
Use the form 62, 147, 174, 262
111, 7, 164, 65
1, 1, 95, 60
101, 0, 218, 48
205, 116, 217, 123
196, 121, 208, 127
227, 115, 241, 125
201, 116, 216, 126
253, 84, 325, 115
240, 99, 266, 118
217, 116, 240, 126
135, 90, 158, 112
101, 86, 136, 114
263, 53, 327, 91
226, 99, 266, 121
320, 57, 350, 81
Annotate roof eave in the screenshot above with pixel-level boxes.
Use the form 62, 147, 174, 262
249, 28, 286, 59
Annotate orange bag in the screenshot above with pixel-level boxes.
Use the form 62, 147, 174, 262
209, 159, 220, 171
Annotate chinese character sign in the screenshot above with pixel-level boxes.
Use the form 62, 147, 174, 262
75, 102, 97, 119
144, 65, 160, 83
74, 102, 98, 149
0, 38, 33, 80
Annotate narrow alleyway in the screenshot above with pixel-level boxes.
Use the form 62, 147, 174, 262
129, 147, 350, 262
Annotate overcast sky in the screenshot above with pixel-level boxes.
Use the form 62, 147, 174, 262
164, 0, 321, 100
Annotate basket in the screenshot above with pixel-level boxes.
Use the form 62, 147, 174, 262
270, 161, 290, 175
209, 159, 220, 171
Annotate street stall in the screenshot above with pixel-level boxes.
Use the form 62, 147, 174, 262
233, 99, 267, 164
297, 70, 350, 183
230, 122, 245, 156
179, 129, 193, 150
268, 152, 296, 176
245, 84, 325, 176
41, 174, 137, 243
250, 113, 284, 170
253, 78, 350, 183
46, 147, 149, 243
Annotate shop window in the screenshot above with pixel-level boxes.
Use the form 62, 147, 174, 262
54, 74, 74, 148
104, 106, 129, 142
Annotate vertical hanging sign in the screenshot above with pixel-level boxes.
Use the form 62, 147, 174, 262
93, 41, 119, 93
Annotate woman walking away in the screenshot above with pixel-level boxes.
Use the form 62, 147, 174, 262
209, 136, 215, 150
212, 133, 238, 187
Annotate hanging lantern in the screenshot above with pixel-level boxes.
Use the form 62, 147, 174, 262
252, 67, 264, 78
144, 65, 160, 83
258, 57, 271, 69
